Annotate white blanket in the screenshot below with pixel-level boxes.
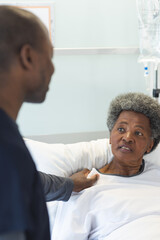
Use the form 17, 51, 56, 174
52, 161, 160, 240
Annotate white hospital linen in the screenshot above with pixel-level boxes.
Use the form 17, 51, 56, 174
52, 161, 160, 240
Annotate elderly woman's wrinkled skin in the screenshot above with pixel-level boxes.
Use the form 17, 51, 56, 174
100, 111, 154, 176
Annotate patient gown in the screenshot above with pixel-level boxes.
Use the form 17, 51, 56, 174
52, 160, 160, 240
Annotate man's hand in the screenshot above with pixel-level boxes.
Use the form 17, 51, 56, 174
69, 168, 99, 192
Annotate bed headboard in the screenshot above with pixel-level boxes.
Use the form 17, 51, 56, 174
25, 131, 109, 144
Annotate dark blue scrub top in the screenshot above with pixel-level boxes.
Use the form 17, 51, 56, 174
0, 109, 50, 240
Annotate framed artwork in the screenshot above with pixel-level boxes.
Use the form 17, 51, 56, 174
0, 1, 55, 44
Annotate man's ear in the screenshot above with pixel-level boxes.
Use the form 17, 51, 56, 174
19, 44, 35, 70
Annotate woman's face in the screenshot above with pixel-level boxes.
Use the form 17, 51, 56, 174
110, 111, 154, 166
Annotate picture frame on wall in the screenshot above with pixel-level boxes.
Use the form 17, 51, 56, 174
0, 1, 55, 45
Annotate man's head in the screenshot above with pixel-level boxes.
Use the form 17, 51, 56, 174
0, 5, 54, 103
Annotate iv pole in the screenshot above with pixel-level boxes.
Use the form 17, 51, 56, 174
153, 68, 160, 98
136, 0, 160, 100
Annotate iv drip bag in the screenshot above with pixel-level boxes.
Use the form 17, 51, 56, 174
137, 0, 160, 67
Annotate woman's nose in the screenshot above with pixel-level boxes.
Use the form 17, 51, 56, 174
122, 132, 134, 143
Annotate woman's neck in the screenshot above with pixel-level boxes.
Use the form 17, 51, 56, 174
99, 158, 143, 176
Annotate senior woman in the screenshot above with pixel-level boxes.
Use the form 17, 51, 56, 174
100, 92, 160, 176
52, 93, 160, 240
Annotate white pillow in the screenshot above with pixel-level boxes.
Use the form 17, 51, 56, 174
144, 144, 160, 166
24, 138, 112, 177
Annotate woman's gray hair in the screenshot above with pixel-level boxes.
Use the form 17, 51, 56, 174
107, 92, 160, 152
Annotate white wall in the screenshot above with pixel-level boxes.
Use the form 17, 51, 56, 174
16, 0, 147, 136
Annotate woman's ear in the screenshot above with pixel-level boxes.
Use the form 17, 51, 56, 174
146, 139, 154, 153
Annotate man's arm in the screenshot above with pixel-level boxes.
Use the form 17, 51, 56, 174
39, 169, 99, 202
39, 172, 74, 202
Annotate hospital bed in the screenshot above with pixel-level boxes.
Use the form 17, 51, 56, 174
25, 132, 160, 240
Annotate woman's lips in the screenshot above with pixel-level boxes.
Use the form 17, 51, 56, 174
119, 145, 132, 152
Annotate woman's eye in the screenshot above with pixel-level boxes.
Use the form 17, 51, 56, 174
118, 128, 125, 133
135, 131, 143, 136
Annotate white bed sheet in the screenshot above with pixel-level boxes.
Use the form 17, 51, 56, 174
25, 138, 160, 239
104, 215, 160, 240
52, 161, 160, 240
